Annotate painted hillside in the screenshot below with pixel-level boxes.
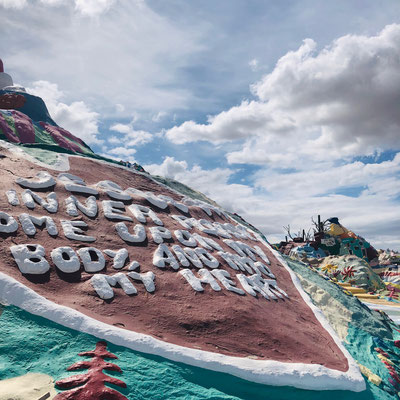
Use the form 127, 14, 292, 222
0, 61, 399, 400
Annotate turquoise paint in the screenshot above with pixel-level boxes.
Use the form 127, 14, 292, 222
285, 257, 400, 399
345, 326, 400, 399
291, 244, 326, 259
0, 304, 374, 400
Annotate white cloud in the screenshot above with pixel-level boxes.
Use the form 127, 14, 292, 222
115, 103, 125, 113
145, 156, 251, 210
40, 0, 64, 5
109, 121, 153, 147
104, 146, 137, 159
248, 58, 259, 71
144, 155, 400, 251
27, 80, 102, 145
253, 153, 400, 198
145, 156, 188, 178
107, 135, 120, 145
1, 1, 201, 114
0, 0, 26, 9
0, 0, 114, 14
152, 111, 168, 122
165, 24, 400, 167
74, 0, 114, 16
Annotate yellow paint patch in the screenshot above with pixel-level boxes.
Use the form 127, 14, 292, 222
357, 363, 382, 386
0, 373, 57, 400
296, 275, 352, 341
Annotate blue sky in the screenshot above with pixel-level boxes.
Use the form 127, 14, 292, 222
1, 0, 400, 249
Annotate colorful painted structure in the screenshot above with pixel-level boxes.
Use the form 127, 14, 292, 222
318, 219, 378, 262
0, 64, 399, 399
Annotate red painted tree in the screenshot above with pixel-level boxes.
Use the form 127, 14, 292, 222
54, 341, 128, 400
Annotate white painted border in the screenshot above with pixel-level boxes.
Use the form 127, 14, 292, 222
0, 272, 364, 391
0, 141, 365, 391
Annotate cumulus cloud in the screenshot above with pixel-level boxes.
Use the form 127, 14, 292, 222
27, 80, 102, 145
39, 0, 64, 5
248, 58, 259, 71
253, 153, 400, 198
0, 0, 115, 15
145, 156, 251, 210
145, 156, 189, 178
104, 146, 137, 159
0, 0, 26, 9
144, 155, 400, 250
109, 121, 153, 147
152, 111, 168, 122
74, 0, 114, 16
165, 24, 400, 166
1, 1, 199, 114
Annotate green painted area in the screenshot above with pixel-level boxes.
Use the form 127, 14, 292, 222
32, 123, 58, 147
151, 175, 219, 207
320, 237, 341, 256
0, 304, 378, 400
19, 145, 61, 165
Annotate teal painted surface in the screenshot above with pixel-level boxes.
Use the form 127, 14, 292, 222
0, 304, 376, 400
285, 257, 400, 399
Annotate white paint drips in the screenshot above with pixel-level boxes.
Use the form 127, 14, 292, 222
104, 248, 129, 270
10, 244, 50, 274
128, 204, 163, 226
61, 220, 95, 242
194, 248, 219, 269
51, 247, 80, 273
6, 189, 19, 206
18, 213, 58, 236
179, 268, 221, 292
77, 247, 105, 273
172, 245, 203, 269
153, 244, 179, 270
128, 271, 156, 292
102, 200, 132, 222
115, 222, 146, 243
211, 269, 245, 295
16, 171, 56, 190
107, 272, 137, 295
21, 190, 58, 213
128, 261, 140, 271
0, 211, 18, 233
96, 181, 131, 201
174, 230, 197, 247
149, 226, 171, 244
58, 173, 98, 195
65, 195, 98, 218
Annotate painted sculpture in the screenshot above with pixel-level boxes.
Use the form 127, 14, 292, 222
1, 61, 399, 400
55, 341, 128, 400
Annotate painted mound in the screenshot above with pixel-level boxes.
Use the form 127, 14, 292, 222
0, 89, 95, 156
0, 71, 366, 393
0, 143, 364, 390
